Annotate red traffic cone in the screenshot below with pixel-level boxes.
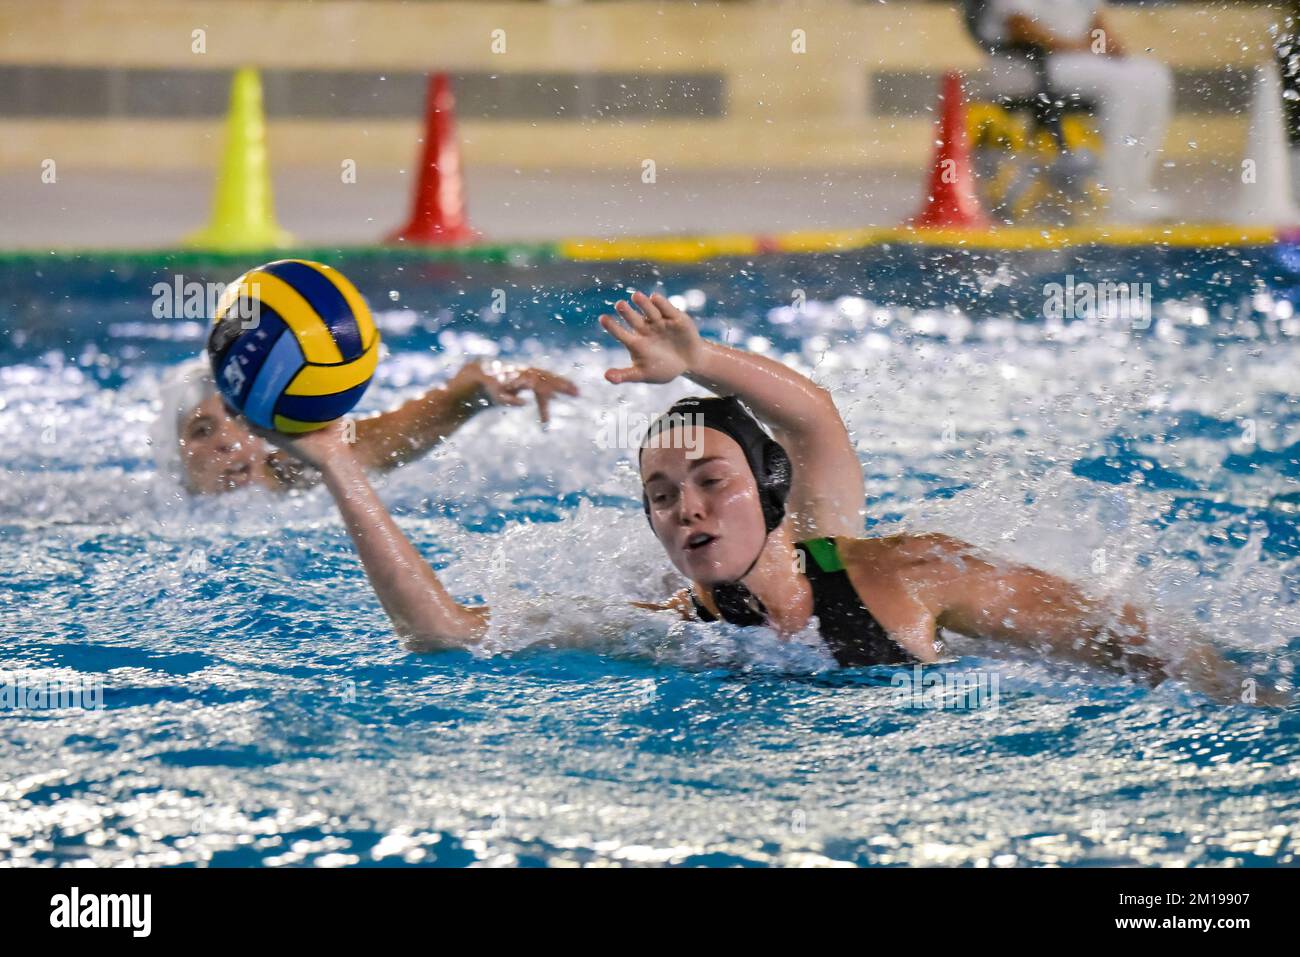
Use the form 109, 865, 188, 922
908, 72, 989, 229
387, 73, 478, 245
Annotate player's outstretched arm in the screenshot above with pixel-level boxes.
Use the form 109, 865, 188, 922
256, 420, 488, 651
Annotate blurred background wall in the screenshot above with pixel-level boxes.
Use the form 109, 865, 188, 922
0, 0, 1280, 172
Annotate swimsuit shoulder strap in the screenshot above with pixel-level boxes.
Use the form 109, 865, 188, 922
795, 537, 916, 667
799, 536, 845, 573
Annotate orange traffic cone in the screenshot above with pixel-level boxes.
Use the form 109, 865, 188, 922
909, 72, 989, 229
387, 73, 478, 245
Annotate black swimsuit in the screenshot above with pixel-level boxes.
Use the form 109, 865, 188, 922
690, 537, 917, 667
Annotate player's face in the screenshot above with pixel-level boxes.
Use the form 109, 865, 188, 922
641, 428, 769, 585
178, 394, 276, 494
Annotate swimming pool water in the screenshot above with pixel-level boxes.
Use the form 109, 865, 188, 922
1, 246, 1297, 866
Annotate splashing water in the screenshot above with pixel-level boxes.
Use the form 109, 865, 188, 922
0, 249, 1297, 866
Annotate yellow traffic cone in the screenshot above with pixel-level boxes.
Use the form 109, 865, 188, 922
185, 67, 294, 250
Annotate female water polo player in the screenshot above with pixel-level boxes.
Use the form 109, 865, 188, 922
251, 291, 1272, 705
152, 356, 578, 495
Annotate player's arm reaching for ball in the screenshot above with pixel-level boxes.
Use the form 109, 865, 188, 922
259, 420, 489, 650
254, 418, 662, 655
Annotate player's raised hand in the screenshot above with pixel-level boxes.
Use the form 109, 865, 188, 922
599, 291, 705, 386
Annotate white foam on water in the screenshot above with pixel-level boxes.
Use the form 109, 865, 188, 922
1, 301, 1297, 666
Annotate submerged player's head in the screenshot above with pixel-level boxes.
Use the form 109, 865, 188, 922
638, 396, 791, 586
150, 358, 273, 494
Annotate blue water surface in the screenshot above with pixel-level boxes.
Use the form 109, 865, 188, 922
0, 245, 1297, 866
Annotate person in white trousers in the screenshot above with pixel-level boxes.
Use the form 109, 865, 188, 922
978, 0, 1175, 223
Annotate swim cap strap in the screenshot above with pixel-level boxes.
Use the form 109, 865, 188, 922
696, 529, 772, 627
710, 581, 769, 627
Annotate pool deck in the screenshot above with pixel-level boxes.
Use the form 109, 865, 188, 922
0, 163, 1289, 264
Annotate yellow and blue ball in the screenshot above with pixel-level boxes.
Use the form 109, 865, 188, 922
206, 259, 380, 433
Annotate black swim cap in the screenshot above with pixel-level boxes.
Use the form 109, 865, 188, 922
638, 395, 792, 534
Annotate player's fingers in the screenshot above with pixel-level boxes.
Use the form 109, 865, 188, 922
605, 366, 647, 385
615, 299, 651, 334
650, 292, 685, 321
632, 290, 663, 323
531, 373, 580, 399
534, 370, 579, 396
598, 313, 637, 347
